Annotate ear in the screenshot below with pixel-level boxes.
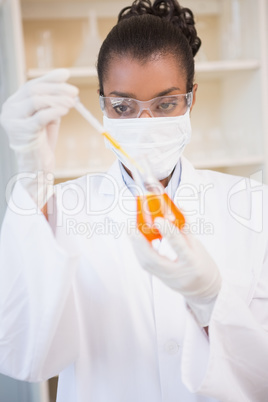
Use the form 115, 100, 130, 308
97, 88, 100, 95
190, 83, 198, 112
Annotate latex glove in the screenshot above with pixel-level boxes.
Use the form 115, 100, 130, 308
0, 68, 79, 209
131, 217, 222, 326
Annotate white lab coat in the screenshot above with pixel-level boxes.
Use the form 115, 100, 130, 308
0, 157, 268, 402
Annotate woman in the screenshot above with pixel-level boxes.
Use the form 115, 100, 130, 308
0, 1, 268, 401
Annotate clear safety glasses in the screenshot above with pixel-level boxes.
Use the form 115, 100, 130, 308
99, 92, 193, 119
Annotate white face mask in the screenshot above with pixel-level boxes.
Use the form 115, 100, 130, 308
103, 111, 191, 180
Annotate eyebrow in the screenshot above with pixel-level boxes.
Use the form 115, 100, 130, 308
156, 87, 181, 97
108, 87, 181, 99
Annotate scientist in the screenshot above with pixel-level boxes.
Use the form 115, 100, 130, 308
0, 0, 268, 401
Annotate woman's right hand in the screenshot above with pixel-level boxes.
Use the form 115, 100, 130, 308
0, 69, 79, 209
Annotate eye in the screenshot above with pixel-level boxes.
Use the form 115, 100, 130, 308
113, 104, 129, 115
158, 101, 177, 111
110, 99, 134, 116
153, 96, 186, 116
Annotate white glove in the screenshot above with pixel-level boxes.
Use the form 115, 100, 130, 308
0, 68, 79, 209
131, 217, 222, 327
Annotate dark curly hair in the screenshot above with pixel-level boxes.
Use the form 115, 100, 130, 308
97, 0, 201, 94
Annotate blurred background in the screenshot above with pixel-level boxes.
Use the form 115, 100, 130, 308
0, 0, 268, 400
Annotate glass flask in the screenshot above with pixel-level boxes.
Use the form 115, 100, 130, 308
133, 158, 185, 242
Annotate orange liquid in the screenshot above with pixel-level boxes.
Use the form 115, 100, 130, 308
136, 193, 185, 242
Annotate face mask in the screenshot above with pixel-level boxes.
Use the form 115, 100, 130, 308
103, 111, 191, 180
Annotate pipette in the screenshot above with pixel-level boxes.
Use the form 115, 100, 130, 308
74, 99, 143, 174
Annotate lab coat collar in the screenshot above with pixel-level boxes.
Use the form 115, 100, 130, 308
99, 157, 204, 197
98, 159, 132, 196
174, 157, 212, 228
178, 156, 204, 194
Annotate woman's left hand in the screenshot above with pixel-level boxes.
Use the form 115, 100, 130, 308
131, 217, 222, 327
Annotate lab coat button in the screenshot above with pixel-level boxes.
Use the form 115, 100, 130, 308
164, 340, 180, 355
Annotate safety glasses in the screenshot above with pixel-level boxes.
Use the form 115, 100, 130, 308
99, 92, 193, 119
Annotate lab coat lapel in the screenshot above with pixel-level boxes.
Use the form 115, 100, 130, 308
173, 157, 204, 222
98, 160, 127, 196
175, 158, 255, 301
173, 157, 214, 246
98, 160, 136, 224
174, 157, 227, 270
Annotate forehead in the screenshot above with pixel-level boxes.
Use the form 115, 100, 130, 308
102, 54, 187, 100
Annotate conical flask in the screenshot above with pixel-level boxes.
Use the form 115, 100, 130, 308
132, 157, 185, 242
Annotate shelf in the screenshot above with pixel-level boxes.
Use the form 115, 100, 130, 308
27, 59, 261, 84
196, 60, 260, 73
21, 1, 131, 19
21, 0, 221, 20
54, 164, 111, 179
54, 155, 264, 180
27, 66, 98, 85
195, 59, 261, 80
192, 155, 264, 170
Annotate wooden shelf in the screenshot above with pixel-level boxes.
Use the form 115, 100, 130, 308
195, 60, 261, 80
27, 66, 98, 85
21, 0, 221, 20
22, 1, 132, 20
54, 164, 112, 179
27, 59, 261, 84
193, 155, 264, 169
53, 155, 264, 180
196, 59, 260, 73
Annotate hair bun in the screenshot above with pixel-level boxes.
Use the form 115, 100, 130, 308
118, 0, 201, 57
